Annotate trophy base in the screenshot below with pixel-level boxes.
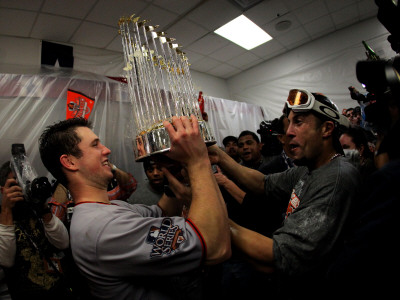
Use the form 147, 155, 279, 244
134, 120, 216, 162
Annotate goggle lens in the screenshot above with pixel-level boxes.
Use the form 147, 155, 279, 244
287, 90, 310, 106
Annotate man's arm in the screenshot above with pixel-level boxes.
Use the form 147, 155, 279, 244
108, 164, 138, 200
214, 166, 246, 204
42, 213, 70, 250
208, 145, 265, 195
229, 219, 275, 272
0, 224, 15, 268
163, 115, 231, 265
0, 178, 23, 267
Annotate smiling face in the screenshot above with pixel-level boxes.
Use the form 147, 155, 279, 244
286, 111, 326, 168
74, 127, 113, 189
238, 135, 262, 163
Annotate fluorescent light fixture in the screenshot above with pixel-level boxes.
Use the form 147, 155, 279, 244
214, 15, 272, 50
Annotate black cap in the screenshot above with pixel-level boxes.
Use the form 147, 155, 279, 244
222, 136, 238, 147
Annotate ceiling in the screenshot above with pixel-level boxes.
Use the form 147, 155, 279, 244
0, 0, 379, 79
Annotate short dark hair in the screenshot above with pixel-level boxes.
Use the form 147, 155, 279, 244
238, 130, 260, 143
222, 136, 238, 147
343, 126, 374, 159
0, 161, 11, 187
39, 118, 91, 186
143, 158, 156, 171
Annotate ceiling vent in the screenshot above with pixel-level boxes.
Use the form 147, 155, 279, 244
230, 0, 264, 10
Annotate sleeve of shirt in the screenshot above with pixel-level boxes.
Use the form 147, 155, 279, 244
264, 166, 305, 202
0, 224, 16, 268
43, 214, 70, 250
90, 204, 205, 277
107, 173, 138, 201
48, 199, 68, 223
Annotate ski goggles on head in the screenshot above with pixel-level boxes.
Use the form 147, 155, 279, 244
285, 89, 350, 128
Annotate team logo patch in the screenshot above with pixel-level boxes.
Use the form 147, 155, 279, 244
146, 218, 186, 258
286, 189, 301, 218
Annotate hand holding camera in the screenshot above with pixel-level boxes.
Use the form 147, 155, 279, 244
9, 143, 52, 216
1, 178, 24, 210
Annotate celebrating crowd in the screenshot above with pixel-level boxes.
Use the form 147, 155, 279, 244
0, 87, 396, 300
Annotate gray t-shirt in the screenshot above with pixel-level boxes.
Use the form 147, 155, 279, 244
264, 157, 359, 278
70, 201, 204, 300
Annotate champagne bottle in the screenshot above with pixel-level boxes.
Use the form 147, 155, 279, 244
362, 40, 380, 61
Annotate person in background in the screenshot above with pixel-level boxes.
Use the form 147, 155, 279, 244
128, 158, 165, 206
222, 136, 241, 163
0, 161, 72, 300
328, 72, 399, 300
350, 106, 362, 126
237, 130, 273, 170
344, 107, 354, 122
339, 125, 376, 183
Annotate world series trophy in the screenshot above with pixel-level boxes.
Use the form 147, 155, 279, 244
119, 14, 215, 161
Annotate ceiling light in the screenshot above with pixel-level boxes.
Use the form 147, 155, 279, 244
214, 15, 273, 50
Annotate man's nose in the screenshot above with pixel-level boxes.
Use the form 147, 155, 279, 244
102, 145, 111, 155
286, 124, 295, 137
153, 168, 162, 176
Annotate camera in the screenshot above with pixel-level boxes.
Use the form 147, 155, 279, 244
10, 143, 52, 206
354, 0, 400, 132
258, 119, 283, 156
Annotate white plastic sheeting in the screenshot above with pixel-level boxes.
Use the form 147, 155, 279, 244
204, 95, 270, 144
0, 67, 267, 183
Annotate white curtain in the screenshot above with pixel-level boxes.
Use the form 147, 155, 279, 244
204, 95, 271, 146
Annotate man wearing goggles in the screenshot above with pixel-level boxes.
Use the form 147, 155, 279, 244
208, 89, 359, 299
285, 89, 350, 127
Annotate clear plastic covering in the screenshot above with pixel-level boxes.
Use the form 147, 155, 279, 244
0, 66, 142, 182
0, 66, 267, 184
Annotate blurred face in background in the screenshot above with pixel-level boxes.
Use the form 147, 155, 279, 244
145, 163, 165, 190
339, 133, 356, 150
345, 109, 354, 121
238, 135, 262, 163
225, 140, 239, 158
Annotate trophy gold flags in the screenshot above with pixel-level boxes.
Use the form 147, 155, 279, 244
119, 15, 215, 161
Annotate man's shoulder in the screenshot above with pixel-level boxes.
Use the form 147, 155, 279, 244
310, 157, 360, 190
318, 156, 359, 176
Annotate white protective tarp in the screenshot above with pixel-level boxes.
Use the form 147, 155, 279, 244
0, 67, 268, 183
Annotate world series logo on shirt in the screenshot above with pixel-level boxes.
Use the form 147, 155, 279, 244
146, 218, 186, 257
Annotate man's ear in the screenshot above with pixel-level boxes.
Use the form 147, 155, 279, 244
60, 154, 78, 171
322, 121, 335, 138
359, 144, 365, 157
277, 134, 284, 145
